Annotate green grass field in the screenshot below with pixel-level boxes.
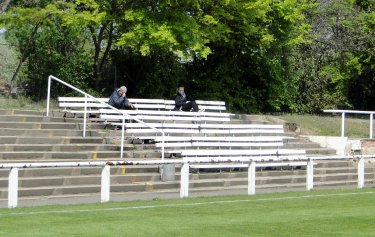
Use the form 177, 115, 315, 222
1, 188, 375, 236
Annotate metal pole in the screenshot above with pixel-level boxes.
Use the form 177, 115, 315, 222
101, 165, 110, 202
8, 168, 18, 208
248, 161, 256, 195
83, 95, 87, 137
358, 158, 365, 189
46, 76, 52, 116
341, 112, 346, 138
121, 117, 125, 159
180, 162, 189, 198
306, 160, 314, 191
370, 114, 373, 139
161, 131, 165, 161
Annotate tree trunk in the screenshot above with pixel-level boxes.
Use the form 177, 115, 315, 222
0, 0, 12, 13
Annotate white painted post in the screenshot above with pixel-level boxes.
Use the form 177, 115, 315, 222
8, 168, 18, 208
341, 112, 346, 138
101, 165, 110, 202
161, 131, 165, 161
358, 158, 365, 189
370, 114, 373, 139
180, 162, 189, 198
248, 161, 256, 195
83, 95, 87, 137
46, 76, 52, 116
306, 160, 314, 191
120, 117, 125, 159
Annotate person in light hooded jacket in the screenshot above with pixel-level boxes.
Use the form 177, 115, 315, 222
108, 86, 134, 109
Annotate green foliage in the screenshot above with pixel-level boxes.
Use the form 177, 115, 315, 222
0, 0, 373, 113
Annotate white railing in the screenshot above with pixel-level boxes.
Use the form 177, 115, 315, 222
323, 110, 375, 139
2, 154, 375, 208
46, 75, 165, 159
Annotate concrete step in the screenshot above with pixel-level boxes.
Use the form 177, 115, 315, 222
0, 149, 137, 160
305, 148, 336, 155
283, 142, 321, 149
0, 165, 160, 177
0, 128, 100, 137
0, 121, 105, 130
0, 109, 46, 116
0, 136, 107, 144
0, 144, 122, 152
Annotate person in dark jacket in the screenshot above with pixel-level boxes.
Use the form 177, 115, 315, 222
108, 86, 134, 109
174, 86, 200, 112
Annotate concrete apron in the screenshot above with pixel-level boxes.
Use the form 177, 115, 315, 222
304, 135, 375, 157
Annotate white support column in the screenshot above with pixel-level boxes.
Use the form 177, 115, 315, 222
8, 168, 18, 208
46, 76, 52, 116
101, 165, 110, 203
341, 112, 346, 138
120, 117, 125, 159
306, 160, 314, 191
180, 162, 190, 198
370, 114, 373, 139
83, 95, 88, 137
358, 158, 365, 189
248, 161, 256, 195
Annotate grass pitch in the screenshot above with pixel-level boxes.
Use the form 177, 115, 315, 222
0, 188, 375, 236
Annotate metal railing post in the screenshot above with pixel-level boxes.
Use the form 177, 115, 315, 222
46, 76, 52, 117
306, 160, 314, 191
121, 117, 125, 159
180, 162, 189, 198
83, 95, 87, 137
370, 114, 373, 139
101, 165, 110, 202
8, 168, 18, 208
161, 131, 165, 160
358, 158, 365, 189
248, 161, 256, 195
341, 112, 345, 138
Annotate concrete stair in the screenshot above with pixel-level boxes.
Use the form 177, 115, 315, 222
0, 109, 373, 202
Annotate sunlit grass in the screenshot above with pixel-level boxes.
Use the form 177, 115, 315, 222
0, 188, 374, 237
0, 96, 57, 111
279, 114, 371, 138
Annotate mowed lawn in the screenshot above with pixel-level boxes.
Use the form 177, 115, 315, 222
1, 189, 375, 237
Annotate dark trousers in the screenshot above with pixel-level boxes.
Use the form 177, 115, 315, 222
181, 101, 199, 112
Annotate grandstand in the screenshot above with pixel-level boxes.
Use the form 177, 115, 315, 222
0, 76, 374, 207
1, 104, 374, 208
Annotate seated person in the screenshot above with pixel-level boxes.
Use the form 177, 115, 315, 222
174, 86, 200, 112
108, 86, 135, 109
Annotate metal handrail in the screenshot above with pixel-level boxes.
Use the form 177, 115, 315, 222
3, 154, 375, 208
46, 75, 165, 159
323, 109, 375, 139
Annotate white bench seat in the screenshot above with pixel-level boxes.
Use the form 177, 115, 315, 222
190, 162, 315, 169
177, 149, 306, 157
127, 129, 201, 134
58, 97, 228, 115
198, 129, 284, 134
99, 109, 233, 117
152, 136, 285, 142
164, 100, 227, 112
155, 141, 283, 148
100, 114, 231, 123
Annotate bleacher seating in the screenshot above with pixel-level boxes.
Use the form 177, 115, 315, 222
58, 97, 228, 117
57, 96, 305, 162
